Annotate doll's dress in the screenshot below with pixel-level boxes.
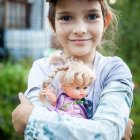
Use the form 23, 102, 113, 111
48, 93, 88, 118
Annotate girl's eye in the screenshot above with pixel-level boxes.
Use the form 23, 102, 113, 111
76, 87, 80, 90
60, 15, 72, 22
87, 14, 98, 22
84, 87, 87, 90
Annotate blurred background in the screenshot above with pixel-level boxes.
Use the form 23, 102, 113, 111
0, 0, 140, 139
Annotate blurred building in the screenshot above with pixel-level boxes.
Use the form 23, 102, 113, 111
0, 0, 51, 60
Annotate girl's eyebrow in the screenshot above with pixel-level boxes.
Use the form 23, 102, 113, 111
88, 9, 102, 13
56, 8, 102, 15
56, 11, 71, 15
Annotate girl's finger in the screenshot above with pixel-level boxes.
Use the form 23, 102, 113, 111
18, 92, 31, 104
130, 119, 134, 126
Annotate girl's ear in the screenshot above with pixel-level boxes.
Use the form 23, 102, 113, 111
104, 11, 112, 30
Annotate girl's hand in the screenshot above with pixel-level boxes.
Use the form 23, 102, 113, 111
12, 93, 34, 134
122, 118, 134, 140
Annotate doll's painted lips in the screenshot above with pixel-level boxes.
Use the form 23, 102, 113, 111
80, 93, 86, 97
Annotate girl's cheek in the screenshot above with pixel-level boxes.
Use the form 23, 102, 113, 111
60, 24, 73, 35
61, 31, 67, 38
56, 27, 67, 38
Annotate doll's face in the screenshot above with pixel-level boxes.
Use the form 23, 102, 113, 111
62, 84, 88, 99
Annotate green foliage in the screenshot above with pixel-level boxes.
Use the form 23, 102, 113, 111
114, 0, 140, 84
113, 0, 140, 139
0, 60, 31, 140
0, 63, 27, 95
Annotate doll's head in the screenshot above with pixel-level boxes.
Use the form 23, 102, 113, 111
59, 59, 95, 99
43, 57, 96, 99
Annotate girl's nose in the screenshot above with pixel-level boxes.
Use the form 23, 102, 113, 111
72, 21, 87, 36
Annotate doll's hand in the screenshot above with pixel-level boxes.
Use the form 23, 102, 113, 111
41, 87, 57, 105
122, 118, 134, 140
12, 93, 34, 134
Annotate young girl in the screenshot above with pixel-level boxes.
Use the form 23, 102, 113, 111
40, 57, 95, 119
12, 0, 134, 139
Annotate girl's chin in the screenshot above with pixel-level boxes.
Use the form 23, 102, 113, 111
72, 45, 93, 52
70, 49, 92, 56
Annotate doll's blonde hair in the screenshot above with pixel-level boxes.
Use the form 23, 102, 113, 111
43, 56, 95, 89
59, 58, 95, 87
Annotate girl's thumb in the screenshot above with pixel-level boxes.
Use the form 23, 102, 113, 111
18, 92, 31, 104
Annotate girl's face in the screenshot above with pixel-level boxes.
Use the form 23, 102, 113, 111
54, 0, 104, 57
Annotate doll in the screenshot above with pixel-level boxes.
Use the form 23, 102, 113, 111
40, 56, 96, 119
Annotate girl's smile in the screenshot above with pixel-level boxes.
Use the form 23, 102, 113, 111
68, 38, 93, 46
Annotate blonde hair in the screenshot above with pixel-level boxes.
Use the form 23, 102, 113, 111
43, 56, 95, 89
60, 59, 95, 87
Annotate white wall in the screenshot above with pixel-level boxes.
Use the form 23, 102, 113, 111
5, 30, 50, 60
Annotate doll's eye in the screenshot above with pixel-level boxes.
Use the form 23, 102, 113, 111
76, 87, 80, 90
84, 87, 87, 90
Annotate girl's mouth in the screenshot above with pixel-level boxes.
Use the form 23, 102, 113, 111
69, 38, 92, 45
